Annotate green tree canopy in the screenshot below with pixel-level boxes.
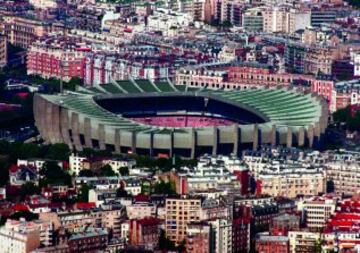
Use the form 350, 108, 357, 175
119, 166, 129, 176
45, 143, 70, 161
98, 164, 116, 177
77, 184, 90, 202
39, 161, 72, 186
19, 182, 40, 200
153, 180, 176, 195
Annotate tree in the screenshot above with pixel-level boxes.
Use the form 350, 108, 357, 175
45, 143, 70, 161
116, 187, 129, 197
78, 169, 94, 177
0, 161, 9, 186
326, 180, 335, 193
9, 211, 38, 221
19, 182, 40, 200
77, 184, 90, 202
153, 180, 176, 195
158, 229, 176, 251
98, 164, 116, 177
333, 106, 351, 123
346, 0, 360, 8
40, 161, 72, 186
118, 166, 129, 176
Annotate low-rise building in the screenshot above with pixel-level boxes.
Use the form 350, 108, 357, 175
255, 233, 289, 253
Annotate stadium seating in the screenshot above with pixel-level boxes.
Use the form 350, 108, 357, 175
135, 80, 159, 92
101, 83, 123, 94
154, 81, 176, 92
116, 80, 142, 93
129, 116, 234, 127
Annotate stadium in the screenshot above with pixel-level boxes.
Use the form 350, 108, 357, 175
34, 79, 328, 158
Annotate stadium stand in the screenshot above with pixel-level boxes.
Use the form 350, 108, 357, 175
117, 80, 142, 93
135, 80, 159, 92
101, 83, 123, 94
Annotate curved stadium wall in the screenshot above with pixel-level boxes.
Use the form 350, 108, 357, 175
34, 80, 329, 158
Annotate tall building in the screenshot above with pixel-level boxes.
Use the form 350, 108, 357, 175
165, 196, 202, 244
208, 218, 233, 253
0, 34, 7, 68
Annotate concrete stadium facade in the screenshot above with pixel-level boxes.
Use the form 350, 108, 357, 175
34, 83, 328, 158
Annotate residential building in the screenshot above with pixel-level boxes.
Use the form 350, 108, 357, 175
67, 227, 108, 253
4, 218, 54, 247
27, 36, 87, 81
326, 161, 360, 196
299, 196, 337, 231
310, 10, 336, 27
128, 217, 161, 250
255, 233, 289, 253
288, 231, 321, 253
242, 7, 264, 32
88, 189, 117, 207
126, 201, 157, 220
0, 218, 40, 253
186, 222, 211, 253
29, 0, 57, 9
257, 163, 325, 198
9, 165, 39, 186
2, 15, 51, 49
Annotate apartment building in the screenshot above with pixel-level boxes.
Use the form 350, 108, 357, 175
165, 196, 202, 244
263, 6, 310, 34
326, 161, 360, 196
255, 233, 289, 253
4, 218, 54, 247
2, 15, 51, 49
300, 197, 337, 231
0, 219, 41, 253
69, 153, 134, 176
208, 218, 233, 253
242, 7, 264, 32
128, 217, 161, 250
288, 231, 321, 253
258, 163, 325, 198
27, 36, 87, 81
186, 222, 211, 253
29, 0, 57, 9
